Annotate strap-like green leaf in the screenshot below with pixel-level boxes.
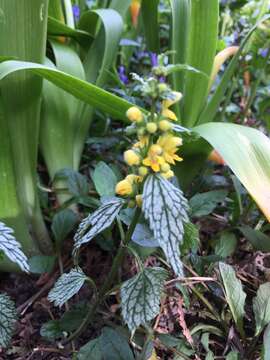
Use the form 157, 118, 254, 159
121, 267, 168, 331
253, 283, 270, 336
194, 122, 270, 222
0, 60, 134, 120
181, 0, 219, 127
141, 0, 160, 53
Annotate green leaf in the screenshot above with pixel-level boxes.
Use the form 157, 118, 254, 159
0, 294, 17, 348
194, 122, 270, 222
121, 267, 168, 331
29, 255, 56, 274
48, 267, 88, 307
181, 222, 200, 253
77, 338, 102, 360
0, 60, 134, 120
141, 0, 160, 53
40, 320, 62, 341
143, 175, 189, 276
182, 0, 219, 127
132, 223, 159, 248
253, 283, 270, 336
169, 0, 191, 95
239, 226, 270, 252
92, 162, 118, 197
264, 322, 270, 360
51, 209, 78, 244
0, 222, 29, 272
190, 190, 228, 217
198, 16, 270, 125
206, 352, 215, 360
219, 262, 246, 336
99, 327, 135, 360
55, 169, 89, 197
74, 198, 124, 250
47, 16, 92, 45
226, 352, 240, 360
109, 0, 132, 19
215, 232, 237, 259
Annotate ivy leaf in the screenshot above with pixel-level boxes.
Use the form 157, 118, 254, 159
0, 222, 29, 272
77, 338, 102, 360
55, 168, 89, 197
142, 175, 189, 276
219, 262, 246, 336
253, 282, 270, 335
48, 267, 88, 307
91, 161, 118, 197
121, 267, 168, 331
0, 293, 17, 348
131, 223, 159, 248
51, 209, 78, 245
226, 352, 240, 360
181, 222, 200, 253
74, 198, 124, 250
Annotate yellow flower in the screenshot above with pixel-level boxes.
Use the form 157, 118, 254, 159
138, 166, 148, 177
126, 106, 143, 123
162, 91, 182, 121
126, 174, 141, 184
143, 144, 165, 172
133, 135, 149, 149
115, 180, 133, 196
160, 163, 171, 173
157, 134, 183, 165
124, 150, 141, 166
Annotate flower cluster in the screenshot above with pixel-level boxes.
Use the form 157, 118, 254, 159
115, 73, 184, 207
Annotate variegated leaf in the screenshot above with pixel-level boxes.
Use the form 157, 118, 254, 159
142, 175, 189, 276
0, 222, 29, 272
121, 267, 168, 331
48, 267, 88, 307
74, 198, 124, 250
0, 293, 17, 348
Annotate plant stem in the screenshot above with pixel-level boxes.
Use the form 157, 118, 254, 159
64, 207, 141, 344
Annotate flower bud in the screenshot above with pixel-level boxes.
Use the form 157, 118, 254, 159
146, 122, 158, 134
126, 106, 143, 123
136, 194, 143, 207
161, 163, 170, 173
158, 83, 168, 93
138, 166, 148, 177
124, 150, 141, 166
126, 174, 140, 184
159, 120, 172, 132
115, 180, 133, 196
162, 170, 174, 179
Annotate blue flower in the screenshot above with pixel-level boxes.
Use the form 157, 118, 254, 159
150, 52, 158, 67
118, 65, 128, 85
259, 48, 269, 58
72, 5, 80, 21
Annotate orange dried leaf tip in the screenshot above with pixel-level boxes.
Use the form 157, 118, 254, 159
130, 0, 141, 27
208, 150, 225, 165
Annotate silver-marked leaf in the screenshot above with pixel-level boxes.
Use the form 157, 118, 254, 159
0, 293, 17, 348
253, 283, 270, 336
121, 267, 168, 331
74, 198, 124, 250
142, 175, 189, 276
0, 222, 29, 272
219, 262, 246, 336
264, 322, 270, 360
48, 267, 88, 307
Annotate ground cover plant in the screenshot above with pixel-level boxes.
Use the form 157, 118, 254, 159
1, 0, 270, 359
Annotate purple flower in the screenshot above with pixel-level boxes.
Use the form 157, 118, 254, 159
259, 48, 269, 58
150, 52, 158, 67
72, 5, 80, 21
118, 65, 128, 85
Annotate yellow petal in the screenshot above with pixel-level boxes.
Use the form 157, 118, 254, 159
163, 91, 183, 108
162, 108, 177, 121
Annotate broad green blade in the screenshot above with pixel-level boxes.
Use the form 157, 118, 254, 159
181, 0, 219, 127
109, 0, 132, 18
198, 17, 270, 125
194, 123, 270, 221
49, 0, 64, 21
48, 16, 93, 46
0, 60, 135, 120
169, 0, 190, 94
141, 0, 160, 53
0, 0, 51, 253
